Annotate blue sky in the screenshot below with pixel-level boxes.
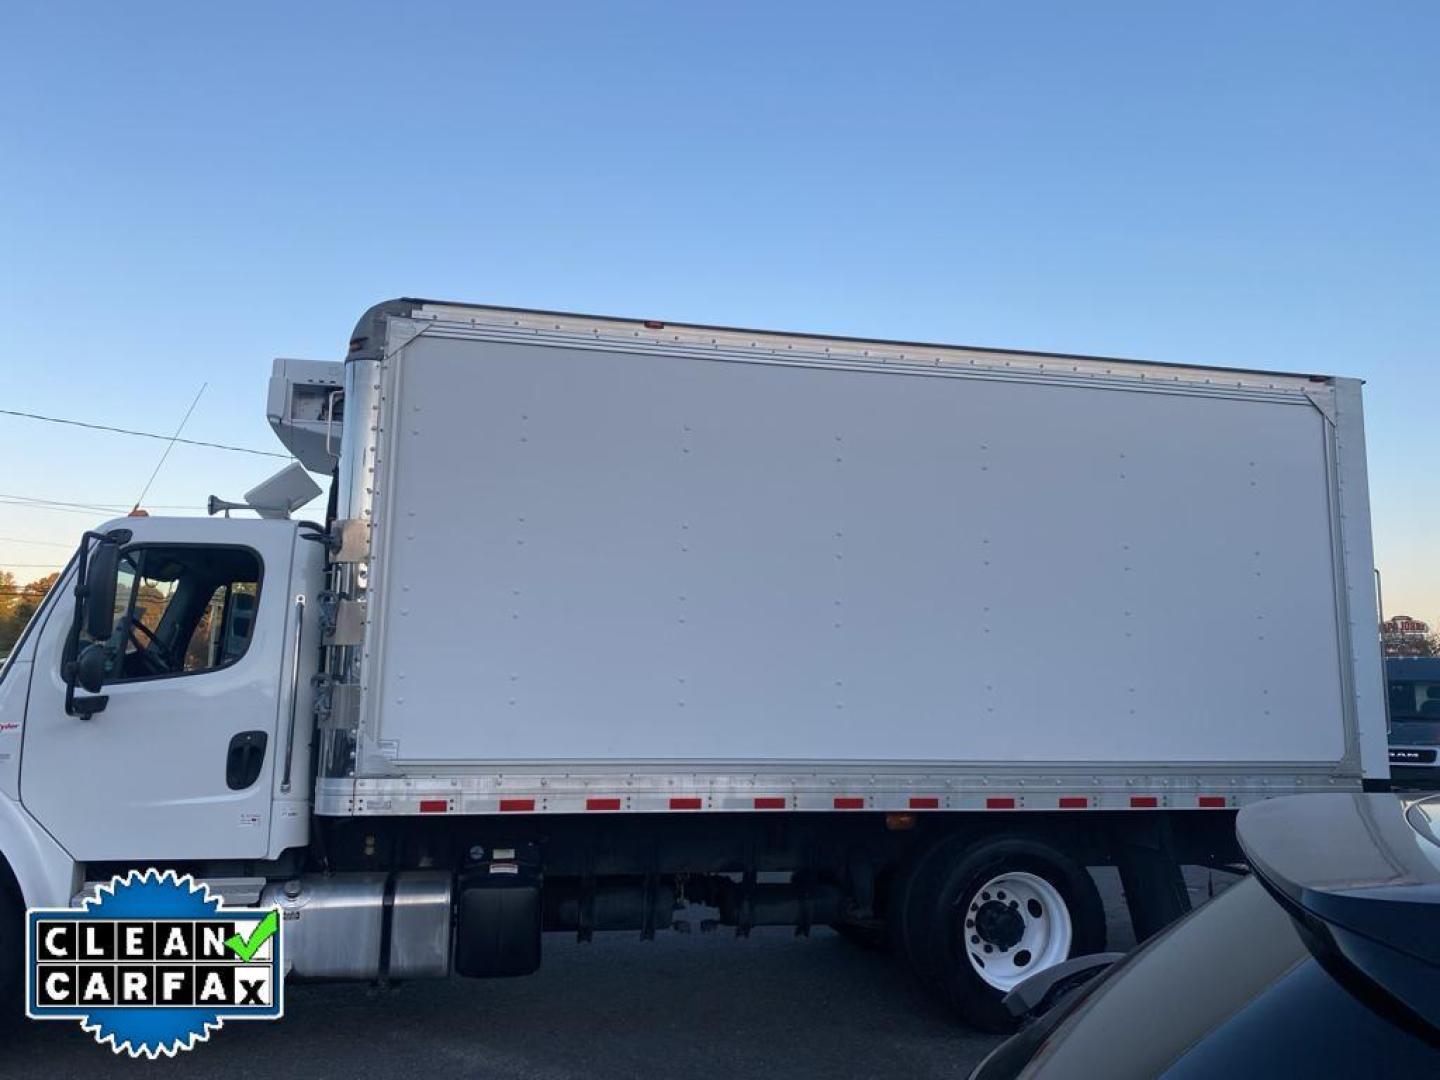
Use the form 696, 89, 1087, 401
2, 2, 1437, 616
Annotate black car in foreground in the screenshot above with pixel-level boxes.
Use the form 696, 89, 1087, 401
972, 792, 1440, 1078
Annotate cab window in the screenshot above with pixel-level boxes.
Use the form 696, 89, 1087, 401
79, 546, 262, 682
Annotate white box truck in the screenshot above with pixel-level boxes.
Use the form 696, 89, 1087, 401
0, 299, 1388, 1029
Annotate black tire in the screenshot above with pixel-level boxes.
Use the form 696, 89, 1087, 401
891, 832, 972, 977
899, 834, 1105, 1032
0, 882, 22, 1029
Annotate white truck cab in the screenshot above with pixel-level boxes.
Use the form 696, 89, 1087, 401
0, 517, 325, 902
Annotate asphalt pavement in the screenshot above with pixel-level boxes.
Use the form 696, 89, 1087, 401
0, 868, 1233, 1080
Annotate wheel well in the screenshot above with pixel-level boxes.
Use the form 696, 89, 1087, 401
0, 850, 22, 912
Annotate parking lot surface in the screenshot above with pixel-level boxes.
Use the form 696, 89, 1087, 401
0, 868, 1230, 1079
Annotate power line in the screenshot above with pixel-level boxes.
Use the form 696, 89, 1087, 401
0, 497, 113, 517
0, 408, 290, 459
0, 494, 117, 512
0, 496, 201, 517
0, 494, 196, 511
0, 536, 72, 547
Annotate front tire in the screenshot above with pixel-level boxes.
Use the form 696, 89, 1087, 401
901, 834, 1105, 1032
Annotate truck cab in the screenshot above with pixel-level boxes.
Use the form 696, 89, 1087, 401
0, 515, 324, 884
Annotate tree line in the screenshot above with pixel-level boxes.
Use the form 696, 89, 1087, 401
0, 571, 60, 656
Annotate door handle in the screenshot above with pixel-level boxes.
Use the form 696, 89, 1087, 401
226, 730, 269, 790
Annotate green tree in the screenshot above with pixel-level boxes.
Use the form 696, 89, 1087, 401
1385, 632, 1440, 659
0, 571, 60, 656
0, 570, 19, 656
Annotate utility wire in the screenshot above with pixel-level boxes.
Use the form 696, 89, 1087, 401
0, 500, 113, 517
0, 493, 195, 511
0, 498, 115, 515
0, 408, 290, 459
0, 536, 72, 547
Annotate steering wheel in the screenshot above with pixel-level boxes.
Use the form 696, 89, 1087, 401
125, 614, 171, 675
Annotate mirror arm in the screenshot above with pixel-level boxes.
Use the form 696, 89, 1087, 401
64, 686, 108, 719
1001, 951, 1126, 1019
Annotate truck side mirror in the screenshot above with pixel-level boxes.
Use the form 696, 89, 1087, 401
83, 541, 120, 641
74, 643, 108, 694
63, 528, 130, 719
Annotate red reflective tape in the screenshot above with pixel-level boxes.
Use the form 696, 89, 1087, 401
834, 797, 865, 809
1059, 797, 1089, 809
1198, 796, 1227, 808
1130, 796, 1159, 808
670, 797, 702, 810
586, 797, 621, 811
908, 796, 941, 810
754, 797, 787, 809
418, 799, 448, 814
984, 797, 1015, 810
499, 798, 535, 812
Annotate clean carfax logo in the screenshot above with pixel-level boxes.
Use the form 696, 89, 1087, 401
26, 869, 283, 1057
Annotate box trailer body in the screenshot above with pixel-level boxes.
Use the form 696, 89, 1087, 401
316, 301, 1384, 814
0, 299, 1389, 1029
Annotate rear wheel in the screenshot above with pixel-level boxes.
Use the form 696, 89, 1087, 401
899, 834, 1105, 1032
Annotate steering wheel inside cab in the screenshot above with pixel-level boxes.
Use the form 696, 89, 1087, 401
119, 611, 171, 676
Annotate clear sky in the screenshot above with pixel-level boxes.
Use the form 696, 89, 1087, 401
2, 3, 1436, 617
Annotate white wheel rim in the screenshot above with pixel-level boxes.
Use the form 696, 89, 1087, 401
960, 870, 1073, 992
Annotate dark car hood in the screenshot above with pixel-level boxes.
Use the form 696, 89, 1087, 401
1238, 793, 1440, 1033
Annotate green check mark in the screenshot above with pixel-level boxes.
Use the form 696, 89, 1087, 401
224, 910, 279, 962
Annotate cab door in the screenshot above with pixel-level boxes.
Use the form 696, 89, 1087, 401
20, 517, 302, 862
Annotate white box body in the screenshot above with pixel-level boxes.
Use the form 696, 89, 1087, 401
316, 302, 1385, 814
